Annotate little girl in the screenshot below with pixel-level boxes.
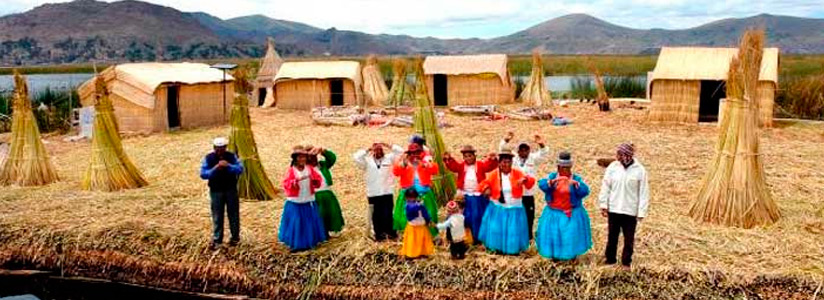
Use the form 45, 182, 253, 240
399, 189, 434, 259
436, 200, 469, 259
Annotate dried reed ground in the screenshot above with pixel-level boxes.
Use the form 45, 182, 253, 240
1, 105, 823, 297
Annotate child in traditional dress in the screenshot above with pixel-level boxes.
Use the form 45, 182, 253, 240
436, 200, 469, 259
399, 189, 435, 259
279, 145, 328, 252
307, 146, 345, 237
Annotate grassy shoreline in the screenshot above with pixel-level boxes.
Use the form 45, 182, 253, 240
4, 54, 823, 77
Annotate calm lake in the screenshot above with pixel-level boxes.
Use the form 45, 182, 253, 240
0, 73, 648, 95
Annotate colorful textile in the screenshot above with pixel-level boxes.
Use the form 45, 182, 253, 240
478, 202, 529, 255
315, 190, 345, 233
281, 166, 322, 198
399, 224, 434, 258
479, 169, 536, 204
278, 201, 327, 251
393, 189, 438, 236
463, 194, 489, 242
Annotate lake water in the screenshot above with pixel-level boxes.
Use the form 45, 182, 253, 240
0, 73, 93, 96
0, 73, 647, 96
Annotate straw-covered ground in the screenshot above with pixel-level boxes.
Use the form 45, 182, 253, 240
1, 104, 823, 299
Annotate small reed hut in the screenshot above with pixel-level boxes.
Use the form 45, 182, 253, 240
254, 37, 283, 107
78, 63, 235, 134
266, 61, 364, 110
422, 54, 514, 106
648, 47, 779, 127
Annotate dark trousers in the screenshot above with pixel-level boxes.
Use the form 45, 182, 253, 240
605, 212, 638, 266
210, 190, 240, 244
523, 195, 536, 240
369, 194, 397, 241
446, 230, 467, 259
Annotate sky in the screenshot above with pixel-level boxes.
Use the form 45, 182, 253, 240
2, 0, 824, 38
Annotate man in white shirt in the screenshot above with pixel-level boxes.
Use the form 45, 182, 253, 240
598, 143, 650, 269
353, 142, 404, 241
499, 132, 550, 240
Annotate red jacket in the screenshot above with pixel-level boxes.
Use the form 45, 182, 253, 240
393, 159, 439, 188
479, 169, 535, 201
444, 157, 498, 190
282, 166, 322, 197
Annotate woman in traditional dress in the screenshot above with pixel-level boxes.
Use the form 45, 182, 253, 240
307, 146, 345, 237
279, 145, 327, 252
392, 143, 439, 237
477, 146, 535, 255
443, 145, 497, 244
536, 151, 593, 261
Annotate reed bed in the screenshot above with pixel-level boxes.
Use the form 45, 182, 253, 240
1, 103, 823, 298
777, 74, 824, 120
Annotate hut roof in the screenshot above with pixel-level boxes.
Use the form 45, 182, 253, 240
650, 47, 779, 85
78, 63, 233, 109
257, 38, 283, 83
274, 61, 361, 82
423, 54, 510, 84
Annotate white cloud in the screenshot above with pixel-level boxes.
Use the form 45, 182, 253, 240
1, 0, 823, 38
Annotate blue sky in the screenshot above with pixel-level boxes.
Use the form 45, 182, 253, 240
3, 0, 824, 38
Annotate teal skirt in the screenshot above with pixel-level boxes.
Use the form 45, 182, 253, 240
393, 188, 438, 237
315, 190, 345, 233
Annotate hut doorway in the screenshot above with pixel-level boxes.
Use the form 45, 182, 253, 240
258, 88, 267, 106
699, 80, 726, 122
433, 74, 448, 106
330, 80, 344, 106
167, 85, 181, 129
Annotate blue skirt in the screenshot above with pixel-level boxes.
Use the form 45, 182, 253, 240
463, 194, 489, 243
278, 201, 328, 251
536, 206, 593, 260
478, 202, 529, 255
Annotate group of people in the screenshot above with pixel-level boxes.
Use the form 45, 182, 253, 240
199, 131, 650, 268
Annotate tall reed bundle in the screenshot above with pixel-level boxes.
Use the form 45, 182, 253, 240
690, 30, 780, 228
361, 55, 389, 107
586, 60, 610, 111
81, 76, 147, 191
518, 50, 552, 107
411, 59, 456, 206
0, 72, 58, 186
228, 67, 277, 200
387, 59, 413, 108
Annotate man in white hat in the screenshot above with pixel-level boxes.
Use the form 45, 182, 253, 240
200, 137, 244, 249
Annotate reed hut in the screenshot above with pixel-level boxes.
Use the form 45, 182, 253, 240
422, 54, 514, 106
77, 63, 235, 134
254, 38, 283, 107
266, 61, 363, 110
648, 47, 779, 127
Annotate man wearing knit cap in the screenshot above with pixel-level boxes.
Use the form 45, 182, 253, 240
499, 131, 550, 240
598, 142, 650, 269
200, 137, 244, 250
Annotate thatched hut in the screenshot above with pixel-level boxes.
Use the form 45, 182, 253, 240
422, 54, 514, 106
254, 38, 283, 107
265, 61, 363, 110
648, 47, 779, 127
78, 63, 234, 134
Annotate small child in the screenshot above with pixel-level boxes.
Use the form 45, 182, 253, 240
437, 200, 468, 259
399, 189, 434, 259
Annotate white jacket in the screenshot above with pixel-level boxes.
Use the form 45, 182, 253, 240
437, 214, 466, 242
353, 145, 404, 197
499, 140, 550, 196
598, 160, 650, 218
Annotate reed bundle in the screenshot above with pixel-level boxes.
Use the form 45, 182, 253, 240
518, 50, 552, 107
0, 71, 58, 186
81, 76, 148, 191
690, 30, 780, 228
228, 67, 278, 200
587, 60, 610, 111
411, 59, 456, 206
361, 55, 389, 107
387, 59, 413, 108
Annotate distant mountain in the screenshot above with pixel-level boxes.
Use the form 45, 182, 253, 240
1, 0, 824, 65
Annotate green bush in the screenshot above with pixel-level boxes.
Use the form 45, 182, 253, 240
603, 76, 646, 98
31, 87, 80, 134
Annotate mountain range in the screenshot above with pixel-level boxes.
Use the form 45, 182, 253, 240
1, 0, 824, 65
